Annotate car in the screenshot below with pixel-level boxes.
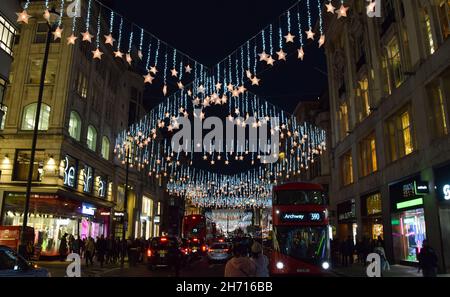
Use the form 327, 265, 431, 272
207, 243, 232, 263
147, 237, 182, 270
188, 238, 207, 257
0, 245, 50, 277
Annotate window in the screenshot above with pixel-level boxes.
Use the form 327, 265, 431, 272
68, 111, 82, 141
341, 151, 354, 186
423, 8, 436, 55
356, 77, 370, 123
13, 150, 45, 181
338, 101, 350, 140
387, 37, 404, 88
101, 136, 110, 160
75, 71, 88, 99
359, 132, 378, 177
28, 59, 57, 84
427, 83, 448, 139
386, 105, 415, 162
21, 103, 51, 131
34, 23, 59, 44
86, 125, 97, 151
1, 105, 7, 130
437, 0, 450, 40
0, 15, 16, 55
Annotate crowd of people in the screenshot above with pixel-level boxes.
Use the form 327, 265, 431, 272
224, 241, 269, 277
58, 234, 150, 267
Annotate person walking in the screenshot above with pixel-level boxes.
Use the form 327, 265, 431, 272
224, 243, 256, 277
345, 236, 355, 266
72, 236, 80, 255
96, 235, 107, 268
418, 240, 438, 277
59, 233, 68, 261
374, 240, 389, 275
249, 242, 269, 277
85, 236, 95, 267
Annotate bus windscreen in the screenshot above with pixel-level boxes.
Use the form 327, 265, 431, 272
274, 190, 326, 205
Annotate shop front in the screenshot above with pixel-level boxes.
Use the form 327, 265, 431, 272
433, 163, 450, 272
337, 199, 357, 243
0, 192, 112, 256
389, 176, 429, 264
361, 192, 383, 240
141, 196, 154, 239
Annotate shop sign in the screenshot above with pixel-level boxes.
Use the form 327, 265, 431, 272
415, 182, 429, 195
100, 212, 111, 216
82, 165, 94, 194
97, 177, 107, 198
63, 155, 77, 188
402, 181, 428, 198
433, 164, 450, 202
391, 176, 425, 212
81, 203, 95, 215
443, 185, 450, 201
337, 200, 356, 223
114, 212, 125, 217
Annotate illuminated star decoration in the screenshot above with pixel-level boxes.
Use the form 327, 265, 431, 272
149, 66, 158, 75
266, 56, 275, 66
82, 31, 94, 43
114, 49, 124, 58
227, 83, 234, 92
177, 81, 184, 89
306, 29, 315, 40
197, 85, 206, 94
43, 9, 51, 21
367, 1, 376, 14
126, 53, 132, 65
297, 47, 305, 60
336, 4, 349, 19
171, 68, 178, 77
104, 34, 115, 46
326, 2, 336, 14
276, 49, 287, 61
284, 32, 295, 43
258, 51, 269, 62
52, 26, 63, 41
215, 82, 222, 91
163, 84, 168, 96
251, 76, 261, 86
67, 34, 78, 45
318, 35, 326, 48
92, 48, 104, 60
246, 70, 253, 79
16, 10, 31, 24
185, 65, 192, 73
143, 73, 155, 84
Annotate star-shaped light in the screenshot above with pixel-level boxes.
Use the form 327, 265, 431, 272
259, 51, 269, 61
126, 53, 132, 65
227, 83, 234, 92
143, 73, 155, 84
138, 50, 143, 60
82, 31, 94, 43
251, 76, 261, 86
326, 2, 336, 13
177, 81, 184, 89
336, 4, 349, 19
297, 47, 305, 60
185, 65, 192, 73
171, 68, 178, 77
318, 35, 326, 48
52, 26, 63, 40
266, 56, 275, 66
284, 32, 295, 43
238, 85, 247, 94
163, 84, 168, 96
193, 97, 201, 105
149, 66, 158, 75
16, 10, 31, 24
202, 99, 210, 108
246, 70, 253, 79
67, 34, 78, 45
221, 95, 228, 104
43, 9, 51, 21
228, 115, 234, 122
306, 29, 315, 40
114, 50, 124, 59
197, 85, 205, 94
276, 49, 287, 61
367, 1, 376, 14
92, 48, 104, 60
232, 89, 240, 97
104, 34, 115, 46
187, 89, 192, 96
215, 82, 222, 90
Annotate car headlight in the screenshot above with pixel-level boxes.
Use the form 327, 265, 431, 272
322, 261, 330, 270
276, 261, 284, 270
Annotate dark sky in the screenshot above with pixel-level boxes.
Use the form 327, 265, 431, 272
101, 0, 328, 112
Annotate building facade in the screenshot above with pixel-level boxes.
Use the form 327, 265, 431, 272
324, 0, 450, 272
0, 1, 164, 257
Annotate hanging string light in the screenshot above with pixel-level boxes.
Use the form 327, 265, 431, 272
81, 0, 94, 43
67, 1, 79, 45
114, 17, 124, 58
297, 3, 305, 60
317, 0, 325, 47
92, 9, 104, 60
16, 0, 31, 24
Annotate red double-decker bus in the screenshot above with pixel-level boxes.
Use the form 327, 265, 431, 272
270, 183, 331, 276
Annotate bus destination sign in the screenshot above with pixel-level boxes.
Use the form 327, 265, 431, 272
280, 212, 324, 223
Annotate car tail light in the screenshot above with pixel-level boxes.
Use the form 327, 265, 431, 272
160, 237, 168, 242
202, 245, 207, 252
147, 249, 152, 257
208, 249, 214, 253
224, 249, 229, 252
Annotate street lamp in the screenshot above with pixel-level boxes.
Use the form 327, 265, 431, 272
19, 8, 60, 257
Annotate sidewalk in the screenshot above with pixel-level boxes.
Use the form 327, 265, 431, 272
37, 260, 135, 277
332, 263, 450, 277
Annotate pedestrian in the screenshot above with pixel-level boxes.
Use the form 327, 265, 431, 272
345, 236, 354, 266
418, 240, 438, 277
168, 240, 183, 277
59, 233, 68, 261
68, 235, 75, 254
373, 240, 389, 275
85, 236, 95, 267
224, 243, 256, 277
72, 236, 80, 255
96, 235, 107, 268
106, 235, 113, 264
249, 242, 269, 277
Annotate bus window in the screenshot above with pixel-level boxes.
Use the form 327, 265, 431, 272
274, 190, 325, 205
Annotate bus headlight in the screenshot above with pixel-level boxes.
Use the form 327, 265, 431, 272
276, 261, 284, 270
322, 261, 330, 270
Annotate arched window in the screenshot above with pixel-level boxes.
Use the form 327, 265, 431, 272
68, 111, 82, 141
21, 103, 51, 131
101, 136, 110, 160
86, 125, 97, 151
0, 105, 7, 130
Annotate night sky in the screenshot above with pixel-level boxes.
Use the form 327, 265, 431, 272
101, 0, 328, 112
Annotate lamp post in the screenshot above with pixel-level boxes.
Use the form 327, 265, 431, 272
19, 8, 60, 257
121, 139, 131, 268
